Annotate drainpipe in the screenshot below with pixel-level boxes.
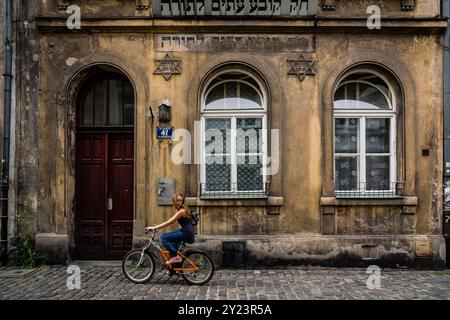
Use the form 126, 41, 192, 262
1, 0, 13, 265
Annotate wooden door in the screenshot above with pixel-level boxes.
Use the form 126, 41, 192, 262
75, 132, 134, 260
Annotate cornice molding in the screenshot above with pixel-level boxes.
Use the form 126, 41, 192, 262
35, 16, 447, 34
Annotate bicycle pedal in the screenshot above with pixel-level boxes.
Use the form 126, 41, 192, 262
167, 270, 181, 277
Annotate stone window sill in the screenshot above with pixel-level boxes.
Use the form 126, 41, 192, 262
320, 196, 417, 207
186, 196, 283, 207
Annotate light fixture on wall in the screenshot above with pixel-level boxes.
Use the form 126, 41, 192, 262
158, 102, 172, 123
146, 100, 172, 123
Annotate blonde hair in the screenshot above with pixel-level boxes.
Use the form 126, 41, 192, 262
172, 193, 191, 218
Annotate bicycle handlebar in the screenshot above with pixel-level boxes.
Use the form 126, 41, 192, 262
144, 228, 158, 239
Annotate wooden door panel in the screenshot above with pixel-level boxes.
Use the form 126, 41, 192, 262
110, 165, 133, 220
112, 138, 123, 160
108, 134, 134, 259
77, 164, 105, 220
125, 138, 134, 159
75, 134, 107, 259
93, 139, 104, 160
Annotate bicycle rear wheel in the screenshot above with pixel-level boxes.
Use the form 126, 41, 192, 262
181, 251, 214, 285
122, 249, 155, 283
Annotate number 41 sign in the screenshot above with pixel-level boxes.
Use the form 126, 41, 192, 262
157, 127, 173, 139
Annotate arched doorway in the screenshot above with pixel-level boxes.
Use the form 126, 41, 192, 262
75, 71, 135, 260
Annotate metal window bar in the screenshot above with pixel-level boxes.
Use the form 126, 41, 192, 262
335, 181, 404, 199
200, 182, 269, 199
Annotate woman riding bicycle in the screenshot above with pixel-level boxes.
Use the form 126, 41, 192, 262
144, 193, 195, 265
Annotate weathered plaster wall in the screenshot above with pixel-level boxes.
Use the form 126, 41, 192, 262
15, 1, 40, 239
37, 33, 151, 252
26, 0, 446, 265
36, 31, 443, 238
316, 34, 443, 237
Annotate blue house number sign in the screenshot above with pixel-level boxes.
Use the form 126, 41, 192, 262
157, 127, 173, 139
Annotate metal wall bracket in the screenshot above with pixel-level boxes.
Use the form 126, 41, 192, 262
321, 0, 335, 11
58, 0, 78, 10
401, 0, 415, 11
136, 0, 150, 10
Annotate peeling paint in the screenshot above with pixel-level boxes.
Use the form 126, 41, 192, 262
65, 57, 78, 66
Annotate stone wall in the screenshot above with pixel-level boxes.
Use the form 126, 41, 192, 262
14, 1, 41, 241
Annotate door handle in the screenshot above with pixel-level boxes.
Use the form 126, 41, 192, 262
108, 197, 113, 211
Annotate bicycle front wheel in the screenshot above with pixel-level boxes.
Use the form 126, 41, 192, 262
181, 251, 215, 285
122, 249, 155, 284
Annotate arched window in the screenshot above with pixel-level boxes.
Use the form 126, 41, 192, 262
204, 73, 263, 110
333, 70, 397, 196
77, 72, 135, 127
201, 69, 267, 198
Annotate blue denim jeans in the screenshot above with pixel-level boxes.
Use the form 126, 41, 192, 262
160, 231, 185, 258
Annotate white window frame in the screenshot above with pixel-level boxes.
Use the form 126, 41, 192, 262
200, 69, 268, 197
333, 69, 397, 197
336, 80, 393, 110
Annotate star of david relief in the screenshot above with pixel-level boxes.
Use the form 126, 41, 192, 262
287, 55, 316, 82
153, 53, 182, 81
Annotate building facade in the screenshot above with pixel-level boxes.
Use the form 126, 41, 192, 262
0, 0, 447, 267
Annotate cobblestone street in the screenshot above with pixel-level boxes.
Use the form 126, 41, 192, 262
1, 264, 450, 300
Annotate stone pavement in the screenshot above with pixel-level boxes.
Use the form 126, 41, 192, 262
1, 264, 450, 300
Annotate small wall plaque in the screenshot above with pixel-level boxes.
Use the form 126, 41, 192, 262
158, 178, 175, 205
287, 54, 316, 82
153, 53, 182, 81
157, 127, 173, 139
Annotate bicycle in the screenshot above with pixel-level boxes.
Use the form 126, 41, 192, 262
122, 229, 215, 285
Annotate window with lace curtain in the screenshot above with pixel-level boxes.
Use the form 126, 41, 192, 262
200, 69, 268, 198
334, 70, 398, 197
